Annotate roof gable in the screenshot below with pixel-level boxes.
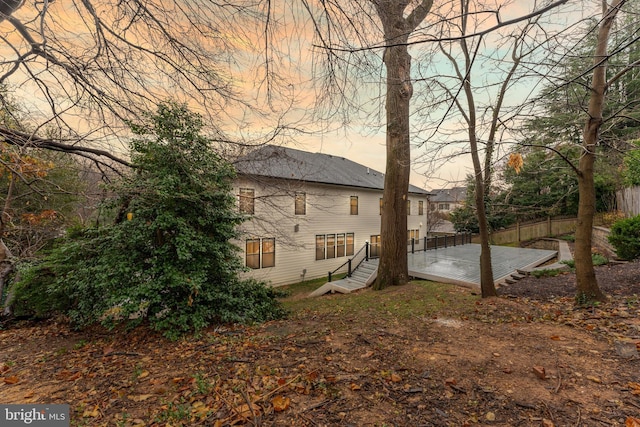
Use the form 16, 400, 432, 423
430, 187, 467, 203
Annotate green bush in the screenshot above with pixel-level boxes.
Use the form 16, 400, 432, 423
11, 102, 287, 337
608, 215, 640, 260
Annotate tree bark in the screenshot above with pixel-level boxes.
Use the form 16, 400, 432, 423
458, 0, 496, 297
574, 0, 626, 304
373, 0, 432, 289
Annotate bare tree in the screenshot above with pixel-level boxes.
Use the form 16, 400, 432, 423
372, 0, 434, 289
0, 1, 289, 166
413, 0, 571, 297
575, 0, 632, 303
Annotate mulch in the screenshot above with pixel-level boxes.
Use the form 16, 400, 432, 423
499, 260, 640, 300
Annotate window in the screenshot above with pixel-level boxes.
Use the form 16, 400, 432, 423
438, 203, 450, 211
326, 234, 336, 259
408, 229, 419, 243
407, 200, 411, 215
316, 232, 354, 260
379, 198, 383, 215
346, 233, 354, 256
239, 188, 255, 214
430, 203, 437, 211
262, 238, 275, 268
246, 239, 260, 269
315, 235, 325, 260
246, 238, 275, 269
419, 201, 424, 216
337, 233, 345, 257
370, 235, 381, 258
350, 196, 358, 215
295, 192, 306, 215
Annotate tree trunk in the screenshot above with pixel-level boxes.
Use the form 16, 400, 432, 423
458, 0, 496, 297
373, 0, 432, 289
574, 0, 625, 304
375, 25, 412, 289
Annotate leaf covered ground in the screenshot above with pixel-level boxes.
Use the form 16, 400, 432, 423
2, 262, 640, 427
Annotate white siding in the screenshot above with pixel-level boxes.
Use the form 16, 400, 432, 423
234, 177, 430, 286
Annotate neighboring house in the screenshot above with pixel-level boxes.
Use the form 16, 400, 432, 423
429, 187, 467, 213
233, 145, 432, 286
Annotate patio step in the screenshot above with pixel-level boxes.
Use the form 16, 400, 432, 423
309, 259, 378, 297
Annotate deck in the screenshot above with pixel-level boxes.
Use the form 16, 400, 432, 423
407, 244, 557, 288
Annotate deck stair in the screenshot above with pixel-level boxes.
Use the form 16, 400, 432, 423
503, 273, 526, 285
309, 259, 378, 297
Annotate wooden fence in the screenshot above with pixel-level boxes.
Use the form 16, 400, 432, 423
617, 186, 640, 217
472, 217, 579, 245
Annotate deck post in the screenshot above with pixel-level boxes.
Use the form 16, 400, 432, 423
434, 235, 438, 249
365, 241, 369, 261
328, 271, 332, 282
411, 238, 415, 253
423, 236, 427, 251
348, 259, 352, 277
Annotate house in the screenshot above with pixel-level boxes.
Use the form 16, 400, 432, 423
429, 187, 467, 213
233, 145, 432, 286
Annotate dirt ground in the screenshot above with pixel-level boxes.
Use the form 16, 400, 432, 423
1, 260, 640, 426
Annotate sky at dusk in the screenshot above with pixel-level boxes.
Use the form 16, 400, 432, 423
0, 0, 597, 192
263, 0, 591, 190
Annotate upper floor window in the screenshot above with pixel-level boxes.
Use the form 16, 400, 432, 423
419, 201, 424, 216
439, 203, 450, 211
295, 192, 306, 215
407, 200, 411, 215
350, 196, 358, 215
239, 188, 255, 214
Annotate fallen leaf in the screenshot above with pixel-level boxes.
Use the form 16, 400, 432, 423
235, 403, 261, 419
82, 405, 100, 418
192, 401, 210, 418
3, 375, 19, 384
485, 412, 496, 421
138, 370, 150, 379
390, 373, 402, 383
445, 377, 457, 386
550, 335, 561, 341
532, 366, 546, 380
361, 351, 374, 358
272, 395, 291, 412
129, 394, 154, 402
626, 417, 640, 427
586, 375, 601, 384
542, 419, 555, 427
627, 382, 640, 395
350, 383, 361, 391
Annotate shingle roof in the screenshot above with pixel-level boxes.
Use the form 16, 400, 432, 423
235, 145, 430, 195
429, 187, 467, 203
